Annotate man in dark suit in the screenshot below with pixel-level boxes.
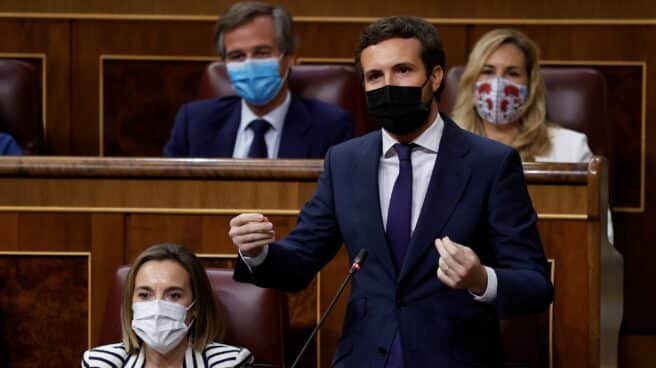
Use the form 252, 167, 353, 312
163, 2, 353, 158
229, 16, 553, 367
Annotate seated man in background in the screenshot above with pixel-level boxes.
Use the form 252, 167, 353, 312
164, 1, 354, 158
81, 243, 253, 367
0, 132, 22, 155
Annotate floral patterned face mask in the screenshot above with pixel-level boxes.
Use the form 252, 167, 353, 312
474, 76, 528, 125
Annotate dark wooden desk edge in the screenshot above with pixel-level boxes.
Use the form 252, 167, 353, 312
0, 156, 591, 183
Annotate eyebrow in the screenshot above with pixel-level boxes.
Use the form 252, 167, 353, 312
482, 64, 521, 70
134, 285, 186, 292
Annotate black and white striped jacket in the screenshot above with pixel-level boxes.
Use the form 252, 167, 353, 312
81, 342, 253, 368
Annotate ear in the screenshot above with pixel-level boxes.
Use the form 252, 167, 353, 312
429, 65, 444, 93
285, 53, 298, 66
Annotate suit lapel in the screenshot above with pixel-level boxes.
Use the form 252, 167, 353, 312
214, 100, 241, 157
278, 94, 311, 158
352, 132, 398, 280
399, 117, 472, 282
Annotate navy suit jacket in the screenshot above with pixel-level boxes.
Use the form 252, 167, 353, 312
163, 94, 354, 158
0, 132, 21, 155
234, 116, 553, 367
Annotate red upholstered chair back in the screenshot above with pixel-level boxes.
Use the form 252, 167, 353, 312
198, 62, 378, 136
440, 66, 615, 171
0, 59, 44, 153
98, 265, 288, 367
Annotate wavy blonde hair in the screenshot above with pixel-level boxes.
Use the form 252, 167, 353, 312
451, 29, 551, 161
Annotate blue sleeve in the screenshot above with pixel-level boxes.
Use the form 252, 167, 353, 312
163, 104, 190, 157
234, 148, 344, 292
0, 133, 22, 156
488, 149, 554, 317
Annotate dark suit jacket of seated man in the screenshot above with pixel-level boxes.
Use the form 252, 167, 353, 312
163, 2, 353, 158
0, 132, 22, 155
163, 93, 354, 158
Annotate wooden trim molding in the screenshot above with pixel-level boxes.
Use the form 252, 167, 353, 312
2, 12, 656, 25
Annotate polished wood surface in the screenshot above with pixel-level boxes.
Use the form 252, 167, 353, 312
1, 0, 656, 18
0, 157, 621, 367
0, 255, 89, 367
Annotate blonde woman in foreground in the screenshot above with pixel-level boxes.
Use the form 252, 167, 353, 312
81, 244, 253, 368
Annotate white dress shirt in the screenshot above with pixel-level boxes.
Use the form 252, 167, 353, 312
379, 114, 496, 302
243, 113, 497, 302
232, 90, 291, 158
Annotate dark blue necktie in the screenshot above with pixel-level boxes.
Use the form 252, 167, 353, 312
247, 119, 271, 158
385, 143, 415, 368
387, 143, 415, 270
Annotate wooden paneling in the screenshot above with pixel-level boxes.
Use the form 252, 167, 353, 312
0, 158, 618, 367
619, 334, 656, 368
90, 214, 125, 343
0, 255, 88, 367
72, 20, 215, 155
102, 58, 211, 156
1, 0, 656, 19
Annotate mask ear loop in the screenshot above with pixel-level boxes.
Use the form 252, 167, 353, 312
278, 53, 291, 83
185, 300, 197, 330
419, 75, 434, 108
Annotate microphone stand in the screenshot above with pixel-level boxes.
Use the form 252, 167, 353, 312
289, 249, 368, 368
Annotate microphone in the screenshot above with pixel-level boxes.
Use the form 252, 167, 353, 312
290, 248, 368, 368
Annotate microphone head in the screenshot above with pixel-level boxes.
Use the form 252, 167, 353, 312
353, 248, 368, 267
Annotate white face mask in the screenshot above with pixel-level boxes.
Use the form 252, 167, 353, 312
131, 299, 195, 355
474, 76, 529, 125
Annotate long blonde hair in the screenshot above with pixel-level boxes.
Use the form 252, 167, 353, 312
451, 29, 551, 161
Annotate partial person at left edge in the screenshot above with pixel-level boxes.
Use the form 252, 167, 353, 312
163, 1, 354, 158
0, 132, 22, 155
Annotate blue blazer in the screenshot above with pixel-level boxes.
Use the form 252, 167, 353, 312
0, 132, 22, 155
234, 116, 553, 367
163, 94, 354, 158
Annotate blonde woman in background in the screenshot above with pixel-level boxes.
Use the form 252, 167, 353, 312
451, 28, 593, 162
452, 28, 613, 244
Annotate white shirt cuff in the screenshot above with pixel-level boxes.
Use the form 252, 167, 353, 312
470, 266, 498, 303
239, 245, 269, 272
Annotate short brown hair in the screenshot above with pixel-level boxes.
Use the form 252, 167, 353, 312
214, 1, 297, 58
355, 16, 447, 99
121, 244, 224, 353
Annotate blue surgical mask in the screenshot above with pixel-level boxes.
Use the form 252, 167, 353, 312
226, 57, 286, 106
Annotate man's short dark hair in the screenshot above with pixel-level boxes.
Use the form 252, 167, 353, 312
355, 16, 447, 100
214, 1, 297, 58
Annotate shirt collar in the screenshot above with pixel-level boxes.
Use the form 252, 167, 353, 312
381, 112, 444, 157
239, 89, 291, 133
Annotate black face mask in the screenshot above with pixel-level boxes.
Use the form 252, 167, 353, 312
366, 82, 432, 135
